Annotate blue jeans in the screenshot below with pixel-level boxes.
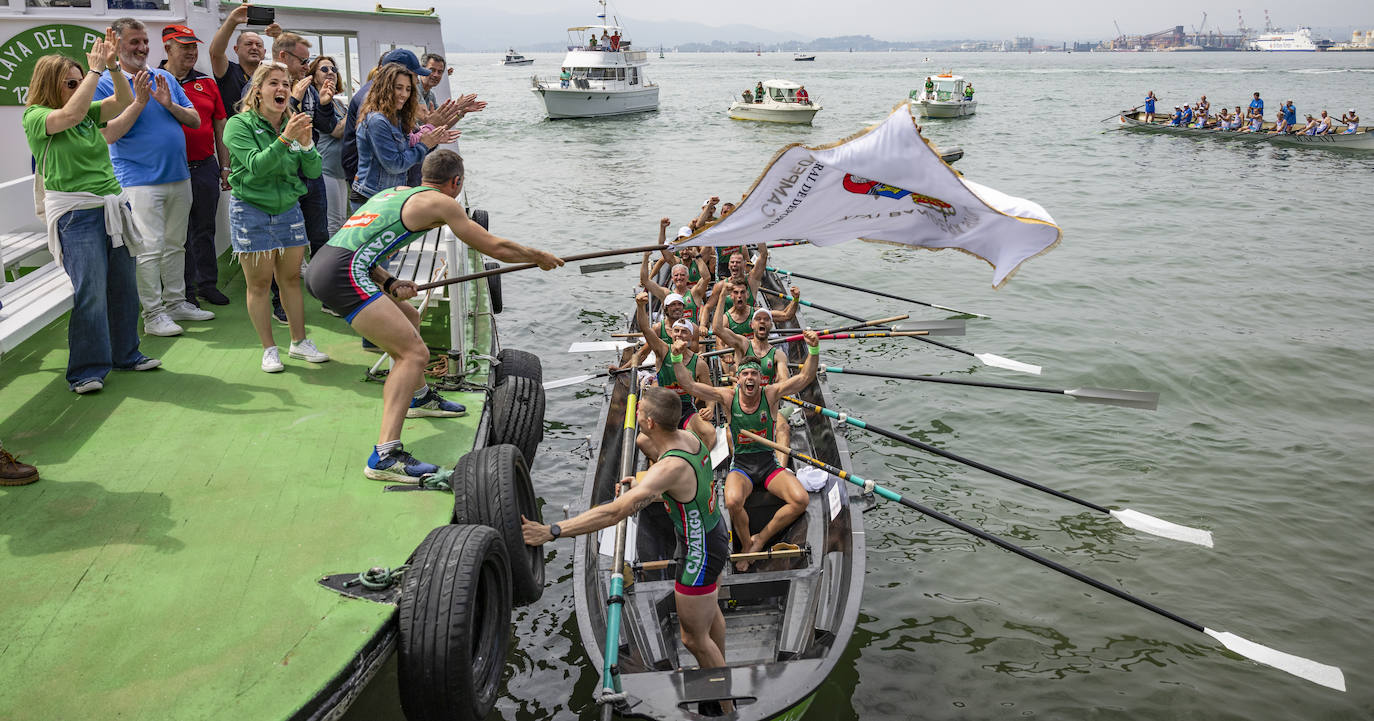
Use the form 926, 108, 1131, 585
57, 207, 143, 388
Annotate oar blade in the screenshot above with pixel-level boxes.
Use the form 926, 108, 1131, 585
568, 341, 637, 353
710, 427, 731, 468
930, 303, 991, 319
974, 353, 1042, 375
898, 319, 966, 336
1203, 628, 1346, 692
1065, 387, 1160, 410
580, 261, 630, 274
543, 374, 600, 390
1109, 509, 1213, 548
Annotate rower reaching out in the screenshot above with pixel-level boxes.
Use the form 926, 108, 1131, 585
521, 386, 730, 684
669, 331, 819, 571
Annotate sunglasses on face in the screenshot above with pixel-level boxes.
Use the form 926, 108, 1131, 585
64, 79, 80, 90
318, 66, 336, 74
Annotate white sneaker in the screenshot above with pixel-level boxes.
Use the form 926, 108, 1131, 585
288, 338, 330, 363
167, 301, 215, 322
261, 346, 285, 373
144, 313, 184, 337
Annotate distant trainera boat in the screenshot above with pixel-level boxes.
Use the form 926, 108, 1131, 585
1117, 110, 1374, 151
911, 73, 977, 118
529, 1, 658, 119
503, 48, 534, 65
729, 80, 822, 124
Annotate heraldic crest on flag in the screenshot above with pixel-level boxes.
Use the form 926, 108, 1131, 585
673, 102, 1062, 288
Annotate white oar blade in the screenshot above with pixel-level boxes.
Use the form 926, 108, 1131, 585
931, 303, 990, 319
1203, 628, 1346, 691
543, 374, 599, 390
710, 427, 731, 468
896, 319, 966, 336
1065, 387, 1159, 410
974, 353, 1042, 375
1109, 509, 1213, 548
568, 341, 636, 353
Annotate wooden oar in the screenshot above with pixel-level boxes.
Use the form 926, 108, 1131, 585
599, 372, 641, 717
543, 362, 651, 391
765, 264, 988, 318
780, 396, 1206, 544
417, 243, 668, 291
699, 330, 928, 359
739, 430, 1344, 692
819, 366, 1158, 410
1105, 104, 1144, 122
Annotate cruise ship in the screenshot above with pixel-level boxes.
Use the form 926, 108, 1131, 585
1250, 25, 1328, 51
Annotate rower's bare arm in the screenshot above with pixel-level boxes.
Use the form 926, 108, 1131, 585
711, 296, 747, 354
670, 340, 729, 406
769, 331, 819, 401
635, 292, 669, 357
776, 285, 801, 322
641, 252, 668, 299
691, 257, 712, 298
656, 217, 673, 264
433, 196, 563, 270
522, 473, 672, 545
748, 243, 769, 287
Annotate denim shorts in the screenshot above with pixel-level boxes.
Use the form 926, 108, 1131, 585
229, 197, 307, 254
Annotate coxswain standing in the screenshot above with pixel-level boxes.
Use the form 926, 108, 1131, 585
521, 386, 730, 687
304, 150, 563, 481
1143, 91, 1157, 122
669, 331, 819, 571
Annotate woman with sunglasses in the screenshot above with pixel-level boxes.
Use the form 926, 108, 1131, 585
22, 31, 158, 394
306, 56, 349, 236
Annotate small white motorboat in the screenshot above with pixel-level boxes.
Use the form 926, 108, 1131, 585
911, 72, 977, 118
793, 53, 816, 61
728, 79, 821, 124
503, 48, 534, 66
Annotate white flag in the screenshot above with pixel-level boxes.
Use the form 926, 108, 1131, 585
674, 103, 1061, 288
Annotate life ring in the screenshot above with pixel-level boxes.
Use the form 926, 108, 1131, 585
452, 443, 545, 606
495, 347, 543, 386
488, 375, 545, 466
398, 524, 512, 721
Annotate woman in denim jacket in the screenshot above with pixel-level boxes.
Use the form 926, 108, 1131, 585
352, 63, 457, 204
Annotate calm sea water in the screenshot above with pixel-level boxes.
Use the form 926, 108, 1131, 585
343, 50, 1374, 720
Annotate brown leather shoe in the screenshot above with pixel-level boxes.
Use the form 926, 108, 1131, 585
0, 448, 39, 486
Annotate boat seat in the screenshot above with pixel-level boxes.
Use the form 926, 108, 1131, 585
0, 176, 49, 282
1, 231, 51, 282
0, 176, 74, 356
389, 228, 449, 301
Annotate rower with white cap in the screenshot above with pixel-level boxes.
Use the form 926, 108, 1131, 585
1340, 108, 1359, 134
642, 218, 711, 325
635, 291, 717, 440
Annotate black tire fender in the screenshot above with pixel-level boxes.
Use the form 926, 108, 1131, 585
484, 262, 503, 314
488, 375, 544, 466
495, 347, 543, 386
397, 524, 512, 721
469, 208, 489, 230
452, 444, 545, 606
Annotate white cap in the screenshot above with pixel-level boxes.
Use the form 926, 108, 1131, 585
672, 318, 696, 334
702, 198, 714, 208
663, 293, 685, 308
752, 308, 771, 321
677, 226, 692, 238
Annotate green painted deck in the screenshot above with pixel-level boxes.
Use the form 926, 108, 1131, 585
0, 255, 493, 720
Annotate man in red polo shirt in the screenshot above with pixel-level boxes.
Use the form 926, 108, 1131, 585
160, 24, 231, 307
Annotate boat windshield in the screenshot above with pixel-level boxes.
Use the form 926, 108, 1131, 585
769, 87, 798, 102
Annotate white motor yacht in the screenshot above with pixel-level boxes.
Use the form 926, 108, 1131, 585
529, 1, 658, 119
503, 48, 534, 65
728, 79, 821, 124
911, 73, 977, 118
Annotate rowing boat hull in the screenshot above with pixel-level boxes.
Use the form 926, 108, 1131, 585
571, 272, 866, 720
1118, 112, 1374, 150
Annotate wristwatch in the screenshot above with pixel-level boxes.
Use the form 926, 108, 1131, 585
549, 523, 562, 540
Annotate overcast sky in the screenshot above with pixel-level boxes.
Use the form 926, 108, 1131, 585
395, 1, 1371, 41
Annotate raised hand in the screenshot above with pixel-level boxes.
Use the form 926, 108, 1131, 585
659, 217, 671, 230
264, 22, 282, 38
438, 126, 461, 144
802, 329, 820, 347
150, 73, 172, 107
291, 76, 311, 101
670, 339, 688, 357
418, 124, 448, 148
284, 112, 313, 143
319, 75, 335, 105
132, 70, 151, 104
635, 291, 649, 306
789, 285, 800, 298
227, 4, 251, 26
86, 39, 109, 73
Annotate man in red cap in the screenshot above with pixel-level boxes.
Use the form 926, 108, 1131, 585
160, 24, 231, 307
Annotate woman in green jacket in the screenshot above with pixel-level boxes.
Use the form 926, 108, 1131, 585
223, 62, 329, 373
